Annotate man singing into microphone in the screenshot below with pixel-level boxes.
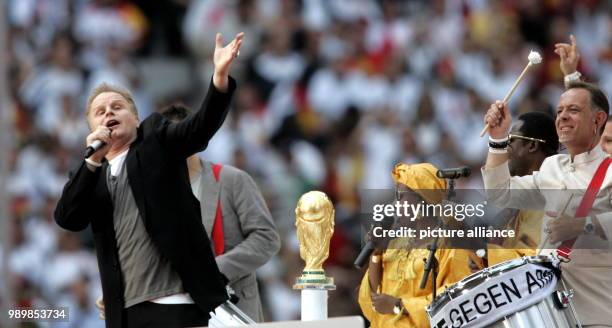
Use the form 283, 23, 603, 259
54, 32, 244, 328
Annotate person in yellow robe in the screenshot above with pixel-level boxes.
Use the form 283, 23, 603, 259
358, 163, 476, 328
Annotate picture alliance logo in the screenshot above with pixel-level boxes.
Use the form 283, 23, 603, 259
372, 200, 487, 222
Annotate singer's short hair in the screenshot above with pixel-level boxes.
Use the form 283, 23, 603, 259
86, 83, 139, 119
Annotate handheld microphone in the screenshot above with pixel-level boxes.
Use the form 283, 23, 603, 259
84, 140, 106, 159
354, 216, 395, 269
436, 166, 471, 179
354, 242, 375, 270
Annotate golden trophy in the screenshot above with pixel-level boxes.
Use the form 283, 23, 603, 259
293, 191, 335, 290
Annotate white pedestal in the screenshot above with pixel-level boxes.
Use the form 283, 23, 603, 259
301, 289, 328, 321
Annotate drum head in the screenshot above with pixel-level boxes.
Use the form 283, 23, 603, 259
428, 255, 555, 316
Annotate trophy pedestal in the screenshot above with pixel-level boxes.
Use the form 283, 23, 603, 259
293, 270, 335, 321
300, 289, 329, 321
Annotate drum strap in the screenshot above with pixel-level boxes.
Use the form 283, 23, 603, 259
557, 157, 611, 259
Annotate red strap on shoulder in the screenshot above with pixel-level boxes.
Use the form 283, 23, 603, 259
212, 163, 222, 182
557, 157, 611, 259
211, 163, 224, 255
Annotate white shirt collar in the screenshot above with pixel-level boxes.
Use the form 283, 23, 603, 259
572, 145, 605, 165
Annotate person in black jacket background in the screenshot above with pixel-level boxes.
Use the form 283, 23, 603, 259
54, 32, 244, 328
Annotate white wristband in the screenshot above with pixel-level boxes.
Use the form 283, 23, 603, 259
489, 147, 508, 154
489, 136, 509, 143
564, 71, 582, 86
85, 158, 102, 168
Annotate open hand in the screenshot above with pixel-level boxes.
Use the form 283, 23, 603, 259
212, 32, 244, 91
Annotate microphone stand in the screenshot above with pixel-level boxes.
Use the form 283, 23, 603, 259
419, 178, 456, 300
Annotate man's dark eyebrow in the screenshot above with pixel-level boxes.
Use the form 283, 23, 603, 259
557, 104, 581, 111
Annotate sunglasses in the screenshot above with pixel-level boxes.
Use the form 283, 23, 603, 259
508, 134, 546, 144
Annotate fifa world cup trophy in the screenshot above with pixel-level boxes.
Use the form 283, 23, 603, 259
293, 191, 335, 289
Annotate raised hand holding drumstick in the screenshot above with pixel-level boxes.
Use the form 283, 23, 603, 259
480, 51, 542, 137
484, 100, 512, 140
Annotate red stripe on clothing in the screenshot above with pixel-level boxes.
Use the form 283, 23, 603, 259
211, 163, 224, 255
557, 157, 611, 259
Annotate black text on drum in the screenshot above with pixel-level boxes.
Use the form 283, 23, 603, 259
433, 268, 555, 328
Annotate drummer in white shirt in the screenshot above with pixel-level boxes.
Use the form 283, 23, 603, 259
482, 74, 612, 328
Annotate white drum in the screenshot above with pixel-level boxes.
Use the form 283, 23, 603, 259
427, 256, 581, 328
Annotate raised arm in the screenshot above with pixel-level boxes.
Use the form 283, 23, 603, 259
554, 34, 582, 87
161, 32, 244, 158
484, 100, 512, 170
482, 101, 544, 209
212, 32, 244, 92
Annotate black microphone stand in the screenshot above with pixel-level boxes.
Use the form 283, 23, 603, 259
419, 178, 456, 300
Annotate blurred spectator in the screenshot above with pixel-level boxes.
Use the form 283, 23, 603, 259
73, 0, 148, 69
8, 0, 72, 52
19, 33, 84, 134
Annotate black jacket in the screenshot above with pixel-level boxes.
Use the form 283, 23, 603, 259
54, 79, 236, 328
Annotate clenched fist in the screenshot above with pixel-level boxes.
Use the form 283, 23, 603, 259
484, 101, 512, 139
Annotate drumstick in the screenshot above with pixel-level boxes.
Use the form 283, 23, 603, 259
536, 194, 574, 255
479, 51, 542, 137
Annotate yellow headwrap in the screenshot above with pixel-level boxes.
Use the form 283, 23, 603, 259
391, 163, 447, 204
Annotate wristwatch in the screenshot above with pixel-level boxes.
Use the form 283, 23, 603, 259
393, 299, 404, 315
584, 216, 595, 235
